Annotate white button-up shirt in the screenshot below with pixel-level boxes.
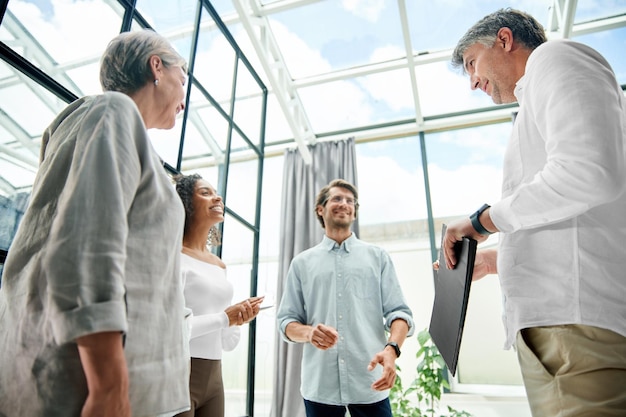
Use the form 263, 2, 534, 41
490, 40, 626, 348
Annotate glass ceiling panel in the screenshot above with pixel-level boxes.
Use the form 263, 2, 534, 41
264, 93, 293, 144
136, 0, 198, 33
205, 0, 236, 18
298, 71, 414, 133
3, 0, 124, 98
233, 63, 265, 149
224, 130, 259, 225
0, 158, 36, 191
0, 75, 63, 137
417, 60, 494, 117
180, 83, 230, 169
574, 0, 626, 22
406, 0, 553, 54
573, 26, 626, 85
268, 1, 405, 79
194, 7, 237, 109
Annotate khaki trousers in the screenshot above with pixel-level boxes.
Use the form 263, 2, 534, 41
516, 324, 626, 417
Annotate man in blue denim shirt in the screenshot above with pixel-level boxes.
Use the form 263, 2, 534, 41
277, 179, 414, 417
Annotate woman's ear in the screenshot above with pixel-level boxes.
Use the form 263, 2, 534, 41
149, 55, 163, 80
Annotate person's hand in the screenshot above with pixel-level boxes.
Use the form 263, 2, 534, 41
434, 247, 498, 281
226, 296, 264, 326
308, 323, 338, 350
442, 218, 488, 269
368, 347, 397, 391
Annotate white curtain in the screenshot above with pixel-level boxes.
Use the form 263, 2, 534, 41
270, 138, 359, 417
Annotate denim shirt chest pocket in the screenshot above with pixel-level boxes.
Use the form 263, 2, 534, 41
343, 265, 379, 300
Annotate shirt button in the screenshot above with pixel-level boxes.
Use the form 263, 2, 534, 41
339, 315, 343, 320
338, 293, 342, 297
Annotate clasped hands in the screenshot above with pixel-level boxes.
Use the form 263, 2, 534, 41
307, 323, 398, 391
226, 296, 264, 326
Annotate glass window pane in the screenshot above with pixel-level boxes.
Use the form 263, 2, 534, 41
425, 123, 523, 387
357, 137, 425, 224
182, 83, 231, 170
417, 61, 494, 117
146, 118, 183, 169
298, 78, 379, 133
3, 0, 124, 97
574, 0, 626, 22
233, 60, 265, 149
222, 214, 254, 416
268, 1, 404, 78
194, 8, 237, 110
224, 131, 259, 224
220, 214, 255, 417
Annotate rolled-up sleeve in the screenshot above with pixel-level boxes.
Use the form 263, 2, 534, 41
380, 251, 415, 337
276, 260, 306, 343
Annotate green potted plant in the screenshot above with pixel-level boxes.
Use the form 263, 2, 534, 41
390, 329, 472, 417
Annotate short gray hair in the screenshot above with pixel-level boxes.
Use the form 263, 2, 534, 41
100, 29, 187, 94
451, 8, 547, 71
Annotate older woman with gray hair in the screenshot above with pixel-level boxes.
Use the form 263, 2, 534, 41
0, 30, 190, 417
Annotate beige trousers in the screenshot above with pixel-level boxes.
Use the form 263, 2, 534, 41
516, 324, 626, 417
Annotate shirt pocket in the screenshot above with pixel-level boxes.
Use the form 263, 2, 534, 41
344, 266, 379, 300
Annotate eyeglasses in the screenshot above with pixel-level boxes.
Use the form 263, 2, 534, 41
325, 195, 358, 206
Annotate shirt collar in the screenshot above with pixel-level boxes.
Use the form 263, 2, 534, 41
322, 233, 357, 252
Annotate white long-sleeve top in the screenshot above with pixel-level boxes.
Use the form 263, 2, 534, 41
490, 40, 626, 348
181, 253, 240, 359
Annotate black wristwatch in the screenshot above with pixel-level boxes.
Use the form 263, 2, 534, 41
385, 341, 401, 358
469, 203, 493, 236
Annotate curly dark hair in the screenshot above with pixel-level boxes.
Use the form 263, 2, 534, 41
174, 173, 221, 246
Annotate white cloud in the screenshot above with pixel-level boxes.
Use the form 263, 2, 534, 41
341, 0, 386, 23
267, 20, 332, 79
357, 154, 426, 223
10, 0, 121, 63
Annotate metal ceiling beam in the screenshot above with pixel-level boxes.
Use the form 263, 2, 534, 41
0, 108, 39, 159
572, 13, 626, 36
3, 9, 83, 98
397, 0, 424, 127
547, 0, 578, 38
293, 49, 450, 88
232, 0, 313, 165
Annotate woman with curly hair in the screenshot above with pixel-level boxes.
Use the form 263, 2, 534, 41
174, 173, 263, 417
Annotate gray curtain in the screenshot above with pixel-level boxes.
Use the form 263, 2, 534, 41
270, 137, 358, 417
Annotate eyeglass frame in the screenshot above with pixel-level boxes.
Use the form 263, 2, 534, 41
323, 194, 359, 207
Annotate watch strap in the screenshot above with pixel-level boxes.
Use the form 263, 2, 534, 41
385, 341, 401, 358
470, 203, 493, 235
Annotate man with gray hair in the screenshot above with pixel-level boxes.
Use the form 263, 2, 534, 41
441, 8, 626, 417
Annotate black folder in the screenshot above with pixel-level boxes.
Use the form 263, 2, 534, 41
428, 224, 477, 376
